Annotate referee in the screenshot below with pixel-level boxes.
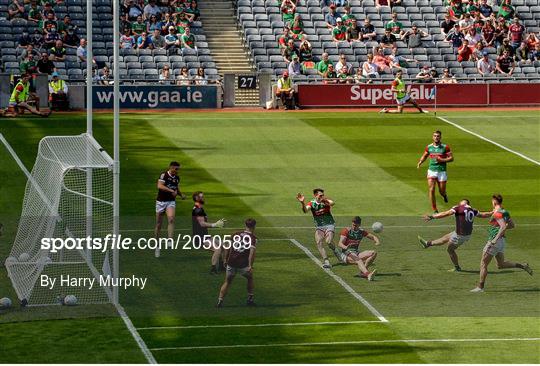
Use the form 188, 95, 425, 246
154, 161, 185, 257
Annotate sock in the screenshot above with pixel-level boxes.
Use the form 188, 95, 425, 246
427, 241, 433, 247
516, 263, 524, 269
478, 282, 484, 289
455, 265, 461, 270
323, 257, 329, 262
218, 297, 223, 302
247, 294, 254, 301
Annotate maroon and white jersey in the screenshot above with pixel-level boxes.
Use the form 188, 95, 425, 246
227, 231, 257, 268
451, 204, 479, 236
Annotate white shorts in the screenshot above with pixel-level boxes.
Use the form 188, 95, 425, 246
483, 237, 506, 256
156, 200, 176, 213
316, 224, 335, 234
396, 94, 411, 105
226, 265, 251, 277
449, 231, 471, 247
427, 169, 448, 182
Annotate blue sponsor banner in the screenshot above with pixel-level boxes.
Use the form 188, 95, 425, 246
92, 85, 219, 109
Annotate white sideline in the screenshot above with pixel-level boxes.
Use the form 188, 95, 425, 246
137, 320, 383, 331
0, 133, 157, 365
289, 238, 388, 323
436, 116, 540, 166
149, 337, 540, 351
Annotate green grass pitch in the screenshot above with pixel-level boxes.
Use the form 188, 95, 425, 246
0, 110, 539, 363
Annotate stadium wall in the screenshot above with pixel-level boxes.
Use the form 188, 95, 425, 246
297, 83, 540, 107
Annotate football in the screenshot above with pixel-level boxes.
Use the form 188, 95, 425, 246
0, 297, 12, 309
372, 222, 384, 233
18, 253, 30, 262
5, 256, 17, 265
64, 295, 78, 306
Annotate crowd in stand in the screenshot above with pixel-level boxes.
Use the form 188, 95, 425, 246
275, 0, 540, 81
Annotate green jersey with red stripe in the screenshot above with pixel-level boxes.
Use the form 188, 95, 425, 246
306, 199, 335, 227
425, 143, 451, 172
487, 208, 511, 241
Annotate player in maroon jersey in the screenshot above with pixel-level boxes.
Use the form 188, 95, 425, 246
217, 218, 257, 308
418, 199, 492, 271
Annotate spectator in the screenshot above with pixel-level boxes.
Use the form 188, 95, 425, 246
175, 11, 191, 35
347, 18, 362, 42
493, 20, 508, 48
415, 65, 435, 83
281, 0, 296, 24
466, 0, 480, 16
41, 12, 58, 34
164, 26, 180, 50
137, 31, 154, 49
63, 28, 80, 48
529, 43, 540, 62
159, 65, 172, 84
497, 0, 514, 20
316, 52, 333, 76
43, 27, 60, 49
95, 66, 112, 85
49, 40, 66, 61
477, 51, 496, 75
335, 53, 352, 74
31, 29, 45, 49
508, 17, 525, 51
77, 38, 90, 63
438, 68, 458, 83
121, 13, 132, 34
403, 25, 428, 52
388, 46, 416, 69
376, 0, 390, 9
18, 31, 33, 50
337, 64, 352, 83
389, 0, 403, 8
323, 64, 337, 83
132, 15, 146, 37
373, 47, 391, 72
58, 15, 78, 36
473, 41, 486, 60
120, 29, 135, 49
385, 12, 404, 37
27, 0, 41, 23
479, 0, 493, 19
440, 14, 456, 36
380, 29, 397, 49
41, 3, 55, 20
482, 21, 495, 47
20, 44, 39, 62
288, 54, 302, 76
20, 54, 39, 75
354, 67, 367, 83
497, 38, 514, 56
276, 71, 297, 110
8, 0, 25, 20
362, 53, 380, 82
515, 41, 530, 62
147, 14, 160, 33
37, 52, 56, 74
290, 14, 305, 40
158, 13, 175, 34
127, 0, 143, 21
525, 32, 539, 52
176, 66, 191, 85
193, 67, 208, 85
465, 28, 482, 46
298, 39, 314, 68
180, 27, 196, 50
332, 18, 347, 42
445, 24, 465, 48
341, 6, 356, 28
48, 72, 69, 110
448, 0, 465, 20
458, 13, 473, 32
278, 26, 293, 49
151, 29, 166, 49
184, 0, 200, 22
496, 49, 515, 75
361, 18, 377, 41
325, 4, 341, 29
457, 39, 474, 62
144, 0, 161, 20
282, 38, 299, 62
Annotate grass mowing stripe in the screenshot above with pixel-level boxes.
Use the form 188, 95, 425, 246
289, 238, 388, 323
436, 116, 540, 166
137, 320, 383, 330
149, 337, 540, 351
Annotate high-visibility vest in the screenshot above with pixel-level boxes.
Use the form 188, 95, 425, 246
278, 77, 292, 90
9, 81, 29, 103
49, 79, 65, 93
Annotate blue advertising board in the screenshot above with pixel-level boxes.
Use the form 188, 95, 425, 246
92, 85, 219, 109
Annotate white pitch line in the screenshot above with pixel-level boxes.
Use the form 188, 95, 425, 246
289, 238, 388, 323
436, 116, 540, 166
137, 320, 383, 331
149, 337, 540, 351
116, 304, 157, 364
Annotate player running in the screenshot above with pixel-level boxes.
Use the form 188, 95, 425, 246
297, 188, 336, 269
337, 216, 379, 280
380, 70, 427, 114
470, 194, 533, 293
418, 199, 491, 272
417, 130, 453, 213
217, 218, 257, 308
192, 191, 226, 274
7, 74, 50, 117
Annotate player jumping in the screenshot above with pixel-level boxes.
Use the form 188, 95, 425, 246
470, 194, 533, 293
417, 130, 453, 213
7, 74, 50, 117
297, 188, 336, 269
337, 216, 379, 280
380, 70, 427, 114
217, 218, 257, 308
419, 199, 491, 272
154, 161, 185, 257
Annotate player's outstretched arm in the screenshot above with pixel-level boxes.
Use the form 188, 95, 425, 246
366, 233, 380, 245
296, 193, 308, 213
338, 235, 348, 250
423, 208, 454, 221
477, 210, 494, 218
417, 150, 429, 169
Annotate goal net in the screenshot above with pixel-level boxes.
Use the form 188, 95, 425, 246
5, 134, 115, 306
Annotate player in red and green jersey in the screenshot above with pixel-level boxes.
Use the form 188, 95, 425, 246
380, 70, 427, 114
337, 216, 379, 281
417, 130, 454, 213
471, 194, 533, 293
297, 188, 336, 269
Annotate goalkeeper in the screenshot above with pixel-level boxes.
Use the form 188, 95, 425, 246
5, 74, 50, 117
192, 191, 226, 274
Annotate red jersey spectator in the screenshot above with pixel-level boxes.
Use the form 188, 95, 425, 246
496, 50, 515, 76
457, 39, 473, 62
508, 17, 525, 50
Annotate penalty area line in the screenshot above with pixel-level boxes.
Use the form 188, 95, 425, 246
149, 337, 540, 351
137, 320, 383, 331
289, 238, 388, 323
436, 116, 540, 166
